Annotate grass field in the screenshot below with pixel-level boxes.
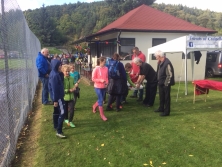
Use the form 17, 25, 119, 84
0, 59, 34, 69
15, 78, 222, 167
48, 47, 63, 55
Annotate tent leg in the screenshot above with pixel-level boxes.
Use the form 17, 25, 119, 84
185, 52, 188, 95
193, 84, 196, 104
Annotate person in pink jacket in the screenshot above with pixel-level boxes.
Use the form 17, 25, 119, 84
92, 56, 108, 121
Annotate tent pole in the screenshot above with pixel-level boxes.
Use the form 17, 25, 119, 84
185, 51, 188, 95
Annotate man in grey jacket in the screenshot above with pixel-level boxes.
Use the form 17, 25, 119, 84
154, 50, 175, 116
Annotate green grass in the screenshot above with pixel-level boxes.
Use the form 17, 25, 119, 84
47, 47, 63, 54
35, 79, 222, 167
0, 59, 33, 69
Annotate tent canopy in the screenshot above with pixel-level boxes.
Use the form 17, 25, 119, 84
147, 35, 222, 95
148, 35, 222, 57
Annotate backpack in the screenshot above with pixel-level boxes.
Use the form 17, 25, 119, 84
108, 59, 120, 79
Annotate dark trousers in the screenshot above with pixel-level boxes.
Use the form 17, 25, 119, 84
53, 98, 65, 134
143, 82, 157, 106
107, 94, 121, 109
158, 85, 171, 114
73, 92, 78, 108
103, 92, 107, 102
64, 100, 75, 122
121, 89, 129, 102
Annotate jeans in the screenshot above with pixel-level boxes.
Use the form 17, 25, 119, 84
94, 88, 106, 106
39, 77, 49, 104
133, 89, 143, 99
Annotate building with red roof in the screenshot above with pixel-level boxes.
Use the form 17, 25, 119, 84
74, 4, 216, 67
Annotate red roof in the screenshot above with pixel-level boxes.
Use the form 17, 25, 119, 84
98, 4, 216, 33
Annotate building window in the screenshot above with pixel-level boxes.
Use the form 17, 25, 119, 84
120, 38, 135, 60
151, 38, 166, 60
100, 39, 116, 57
89, 38, 135, 59
89, 39, 116, 58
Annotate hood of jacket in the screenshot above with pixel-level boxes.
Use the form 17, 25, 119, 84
51, 59, 61, 72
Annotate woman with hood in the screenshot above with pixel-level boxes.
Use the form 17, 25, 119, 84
48, 59, 66, 138
92, 56, 108, 121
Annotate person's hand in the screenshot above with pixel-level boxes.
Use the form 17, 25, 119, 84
54, 102, 58, 107
75, 83, 78, 87
69, 89, 73, 92
45, 74, 49, 78
136, 84, 140, 89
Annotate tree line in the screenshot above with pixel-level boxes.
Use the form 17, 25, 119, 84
23, 0, 222, 46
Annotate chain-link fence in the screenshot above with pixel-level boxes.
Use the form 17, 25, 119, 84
0, 0, 41, 166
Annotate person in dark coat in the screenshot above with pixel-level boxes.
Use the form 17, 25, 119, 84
106, 53, 127, 112
132, 57, 157, 108
48, 59, 66, 138
154, 50, 175, 116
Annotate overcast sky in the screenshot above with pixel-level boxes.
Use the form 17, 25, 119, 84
15, 0, 222, 12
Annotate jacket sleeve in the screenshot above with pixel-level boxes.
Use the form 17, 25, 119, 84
51, 75, 60, 102
164, 64, 173, 86
105, 67, 109, 84
77, 72, 80, 80
127, 72, 135, 87
36, 56, 47, 76
140, 54, 146, 62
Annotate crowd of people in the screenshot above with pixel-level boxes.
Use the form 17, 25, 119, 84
36, 46, 175, 138
92, 47, 175, 121
36, 48, 81, 138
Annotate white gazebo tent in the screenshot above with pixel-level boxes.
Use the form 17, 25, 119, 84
147, 35, 222, 95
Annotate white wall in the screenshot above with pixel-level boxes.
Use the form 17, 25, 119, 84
121, 32, 207, 81
120, 32, 191, 57
94, 31, 208, 80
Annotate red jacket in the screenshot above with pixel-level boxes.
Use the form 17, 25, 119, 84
130, 51, 146, 82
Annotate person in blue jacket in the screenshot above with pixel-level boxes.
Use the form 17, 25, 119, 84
36, 48, 52, 105
48, 59, 66, 138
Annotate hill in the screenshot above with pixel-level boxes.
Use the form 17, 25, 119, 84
23, 1, 222, 47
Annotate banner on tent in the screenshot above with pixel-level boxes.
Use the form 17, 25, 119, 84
187, 36, 222, 48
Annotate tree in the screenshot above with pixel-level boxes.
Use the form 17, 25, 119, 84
25, 4, 60, 46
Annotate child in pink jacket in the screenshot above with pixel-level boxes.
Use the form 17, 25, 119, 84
92, 56, 108, 121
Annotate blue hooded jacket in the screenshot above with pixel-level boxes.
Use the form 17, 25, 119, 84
48, 59, 64, 102
36, 52, 49, 77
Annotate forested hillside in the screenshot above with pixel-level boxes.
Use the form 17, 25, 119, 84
23, 0, 222, 46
